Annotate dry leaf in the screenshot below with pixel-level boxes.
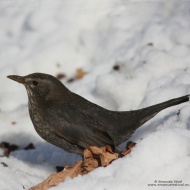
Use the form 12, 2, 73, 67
24, 143, 35, 150
1, 162, 8, 167
76, 68, 88, 79
89, 146, 118, 166
30, 144, 135, 190
0, 142, 18, 157
113, 65, 120, 71
56, 73, 66, 80
82, 148, 99, 172
29, 160, 83, 190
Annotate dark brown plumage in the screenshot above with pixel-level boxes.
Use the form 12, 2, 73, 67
7, 73, 189, 154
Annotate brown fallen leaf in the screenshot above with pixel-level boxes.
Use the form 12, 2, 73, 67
29, 144, 135, 190
56, 63, 61, 68
11, 121, 17, 125
113, 64, 120, 71
67, 78, 75, 83
29, 160, 83, 190
0, 142, 18, 157
24, 143, 35, 150
147, 42, 154, 46
89, 146, 118, 167
82, 148, 99, 172
76, 68, 88, 79
1, 162, 8, 167
56, 73, 66, 80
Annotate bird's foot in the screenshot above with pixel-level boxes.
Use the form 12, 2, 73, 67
121, 141, 136, 156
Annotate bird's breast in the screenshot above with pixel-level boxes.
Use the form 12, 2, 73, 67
28, 99, 52, 139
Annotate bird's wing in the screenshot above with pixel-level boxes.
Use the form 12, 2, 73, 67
47, 103, 114, 149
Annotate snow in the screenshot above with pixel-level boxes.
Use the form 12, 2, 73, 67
1, 0, 190, 189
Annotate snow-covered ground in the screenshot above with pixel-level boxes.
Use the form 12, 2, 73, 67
1, 0, 190, 189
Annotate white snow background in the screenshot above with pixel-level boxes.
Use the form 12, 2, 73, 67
1, 0, 190, 189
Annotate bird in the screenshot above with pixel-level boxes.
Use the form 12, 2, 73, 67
7, 73, 189, 155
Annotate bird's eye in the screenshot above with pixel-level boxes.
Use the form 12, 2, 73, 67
32, 81, 38, 86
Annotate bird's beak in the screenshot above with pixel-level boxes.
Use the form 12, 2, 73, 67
7, 75, 25, 84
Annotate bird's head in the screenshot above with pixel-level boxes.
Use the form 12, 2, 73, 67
7, 73, 69, 102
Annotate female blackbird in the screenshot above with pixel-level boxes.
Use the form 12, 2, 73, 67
7, 73, 189, 154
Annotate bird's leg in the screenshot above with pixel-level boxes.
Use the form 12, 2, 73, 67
121, 141, 136, 156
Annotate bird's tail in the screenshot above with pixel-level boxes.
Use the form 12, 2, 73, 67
137, 94, 189, 125
113, 94, 189, 145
